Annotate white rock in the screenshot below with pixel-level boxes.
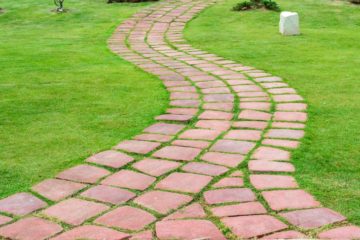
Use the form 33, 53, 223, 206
279, 11, 300, 36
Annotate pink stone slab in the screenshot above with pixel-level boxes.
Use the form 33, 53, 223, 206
211, 202, 267, 217
32, 179, 86, 201
86, 150, 134, 168
51, 225, 129, 240
0, 193, 47, 216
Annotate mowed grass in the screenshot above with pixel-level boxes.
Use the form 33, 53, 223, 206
0, 0, 167, 198
186, 0, 360, 224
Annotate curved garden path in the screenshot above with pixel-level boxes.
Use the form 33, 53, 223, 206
0, 0, 359, 239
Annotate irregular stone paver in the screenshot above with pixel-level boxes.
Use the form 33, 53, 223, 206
0, 192, 47, 216
156, 220, 225, 240
102, 170, 155, 190
280, 208, 346, 229
156, 172, 212, 193
318, 226, 360, 239
224, 129, 262, 141
134, 133, 173, 142
0, 215, 12, 226
204, 188, 256, 204
95, 206, 155, 231
262, 189, 320, 211
133, 158, 180, 176
32, 179, 86, 201
250, 174, 298, 190
56, 164, 110, 184
114, 140, 161, 154
179, 129, 222, 140
0, 217, 62, 240
211, 139, 255, 154
263, 138, 300, 149
130, 230, 153, 240
266, 129, 305, 139
152, 146, 201, 161
201, 152, 245, 167
199, 110, 233, 120
172, 139, 211, 149
42, 198, 108, 226
134, 190, 192, 214
222, 215, 287, 238
164, 203, 206, 220
86, 150, 134, 168
261, 230, 307, 239
182, 162, 228, 176
80, 185, 135, 204
52, 226, 129, 240
211, 202, 267, 217
252, 146, 290, 161
249, 160, 295, 172
233, 120, 268, 129
144, 122, 185, 135
239, 110, 271, 121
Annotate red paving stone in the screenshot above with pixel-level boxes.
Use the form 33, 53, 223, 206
239, 110, 272, 121
273, 94, 303, 102
114, 140, 161, 154
182, 162, 228, 176
57, 164, 110, 184
152, 146, 201, 161
172, 139, 211, 149
252, 146, 291, 161
134, 190, 192, 214
267, 129, 305, 139
52, 225, 129, 240
156, 220, 225, 240
318, 226, 360, 239
201, 152, 245, 167
170, 99, 200, 107
211, 139, 255, 154
102, 170, 155, 190
211, 202, 266, 217
240, 102, 271, 111
213, 177, 244, 188
167, 108, 198, 115
222, 215, 287, 238
86, 150, 134, 168
42, 198, 108, 225
80, 185, 135, 204
130, 230, 153, 240
164, 203, 206, 220
144, 122, 185, 135
224, 129, 262, 141
280, 208, 346, 229
249, 160, 295, 172
230, 170, 244, 177
95, 206, 156, 231
179, 129, 222, 140
133, 158, 180, 176
250, 174, 298, 190
276, 103, 307, 111
203, 102, 234, 111
0, 215, 11, 225
204, 188, 256, 204
0, 217, 62, 240
156, 172, 212, 193
263, 138, 300, 149
261, 230, 307, 239
274, 111, 307, 122
233, 120, 268, 129
204, 93, 234, 102
198, 110, 233, 120
0, 193, 47, 216
272, 121, 305, 129
32, 179, 86, 201
262, 189, 320, 211
134, 133, 173, 142
196, 120, 232, 131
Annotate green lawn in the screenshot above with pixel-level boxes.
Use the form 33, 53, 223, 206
0, 0, 167, 198
186, 0, 360, 224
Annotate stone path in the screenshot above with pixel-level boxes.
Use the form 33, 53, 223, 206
0, 0, 359, 239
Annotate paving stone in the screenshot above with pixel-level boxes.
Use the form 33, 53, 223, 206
156, 172, 212, 193
280, 208, 346, 229
263, 139, 300, 149
268, 88, 297, 94
57, 164, 110, 184
196, 120, 231, 131
227, 79, 253, 85
233, 121, 268, 129
211, 202, 267, 217
167, 108, 198, 115
230, 170, 244, 177
134, 190, 192, 214
179, 129, 222, 140
42, 198, 108, 225
130, 230, 153, 240
203, 102, 234, 111
134, 133, 173, 142
201, 152, 245, 167
196, 81, 226, 88
252, 146, 291, 161
255, 76, 282, 82
114, 140, 161, 154
276, 103, 307, 111
250, 174, 298, 190
0, 215, 12, 225
272, 121, 305, 129
204, 188, 256, 204
274, 111, 307, 122
170, 99, 200, 107
239, 110, 272, 121
182, 162, 229, 176
249, 160, 295, 172
51, 225, 129, 240
242, 97, 270, 102
152, 146, 201, 161
238, 91, 268, 97
233, 85, 262, 92
86, 150, 134, 168
199, 110, 233, 120
0, 217, 62, 240
240, 102, 271, 111
262, 189, 320, 211
267, 129, 305, 139
164, 203, 206, 220
95, 206, 156, 231
202, 87, 231, 94
0, 193, 47, 216
211, 140, 255, 154
273, 94, 304, 102
318, 226, 360, 240
32, 179, 86, 201
168, 86, 197, 93
133, 158, 180, 176
224, 129, 262, 141
156, 220, 225, 240
248, 72, 270, 77
261, 230, 307, 239
80, 185, 135, 204
261, 82, 288, 88
204, 94, 234, 102
222, 215, 288, 238
213, 177, 244, 188
144, 122, 185, 135
170, 92, 199, 100
102, 170, 155, 190
172, 139, 211, 149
